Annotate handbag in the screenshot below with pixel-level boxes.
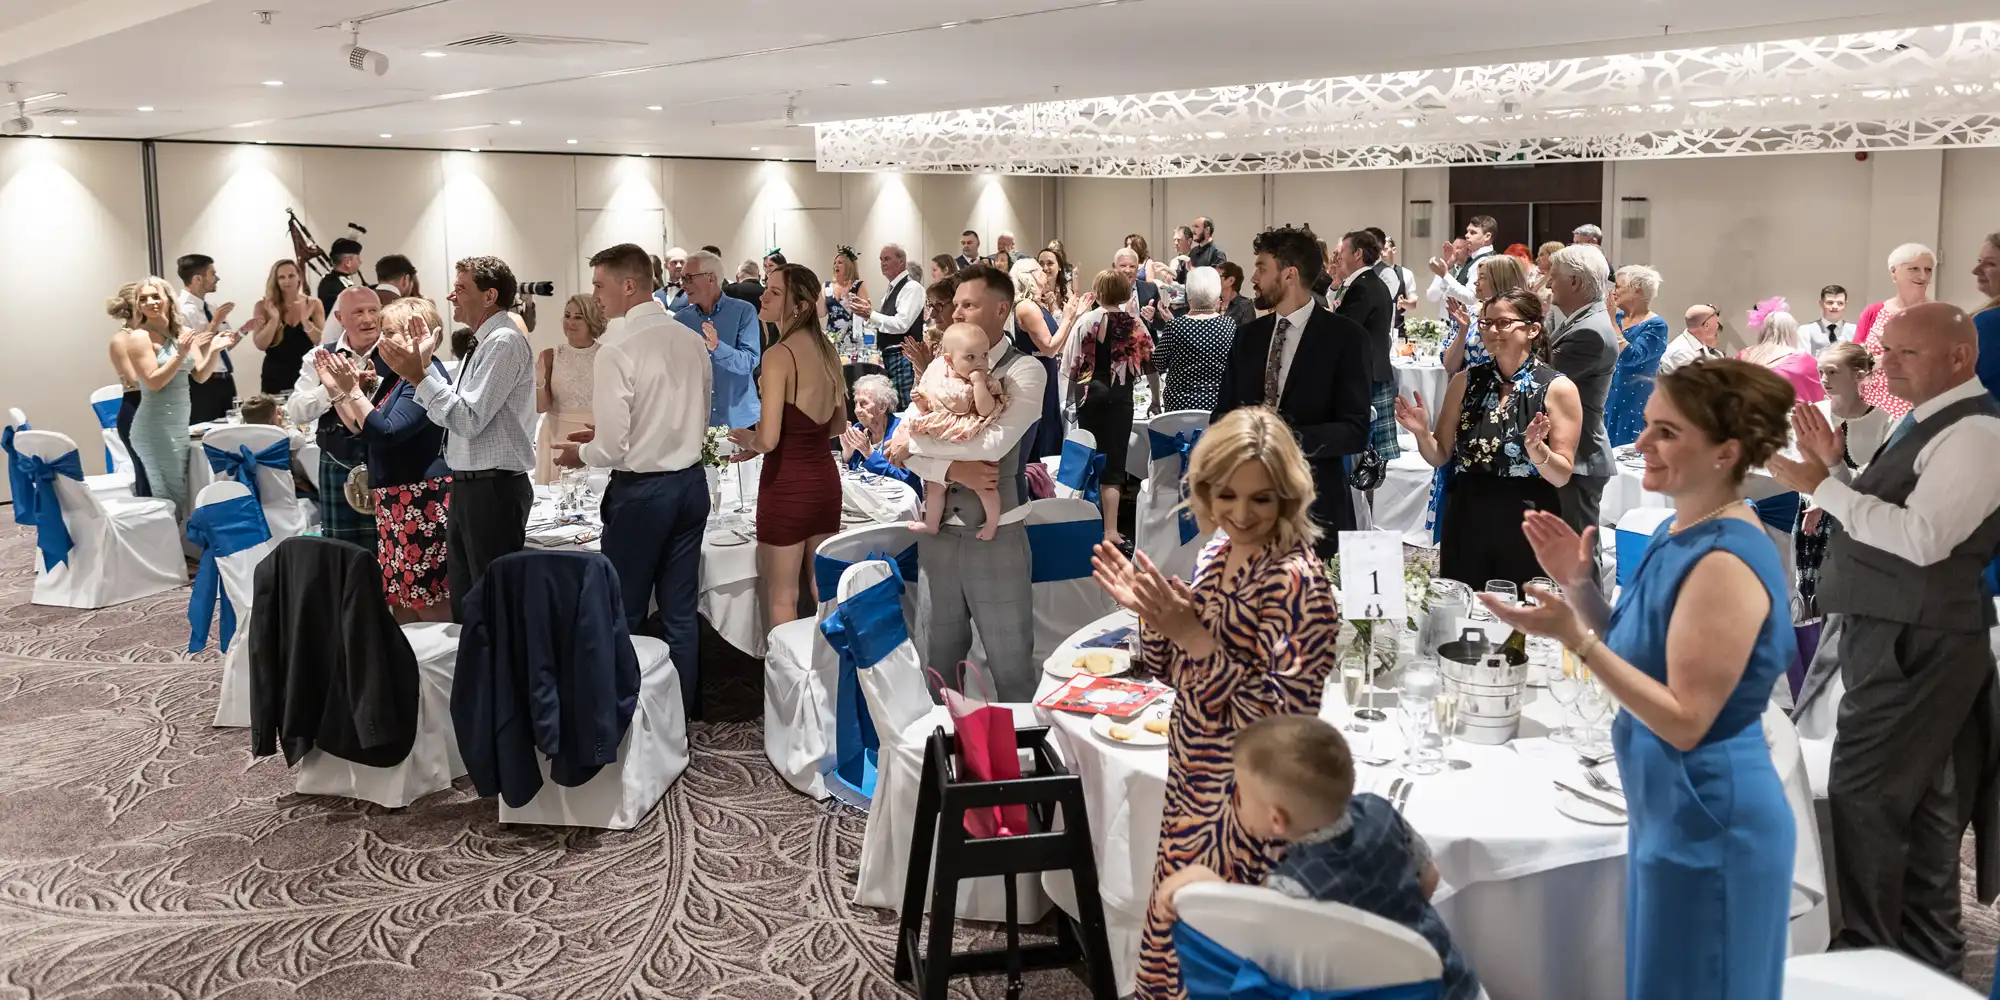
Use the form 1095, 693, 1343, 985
925, 661, 1028, 838
1351, 447, 1386, 492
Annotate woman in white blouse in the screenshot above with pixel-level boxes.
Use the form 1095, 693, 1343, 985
1796, 340, 1894, 618
534, 294, 606, 483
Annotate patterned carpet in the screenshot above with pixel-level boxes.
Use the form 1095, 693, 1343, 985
0, 524, 1094, 1000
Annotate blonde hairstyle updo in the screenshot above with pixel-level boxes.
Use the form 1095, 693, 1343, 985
379, 296, 442, 339
1653, 357, 1796, 481
106, 282, 139, 325
563, 293, 607, 339
1820, 340, 1875, 376
1186, 406, 1321, 551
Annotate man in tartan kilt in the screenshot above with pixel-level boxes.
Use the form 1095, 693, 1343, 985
287, 287, 394, 546
848, 243, 926, 410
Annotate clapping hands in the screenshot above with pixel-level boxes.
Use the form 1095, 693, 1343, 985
1092, 543, 1208, 654
313, 348, 361, 396
1393, 391, 1429, 434
1523, 412, 1553, 464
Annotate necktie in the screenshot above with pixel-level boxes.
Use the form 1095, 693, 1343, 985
1885, 413, 1918, 450
1263, 317, 1293, 405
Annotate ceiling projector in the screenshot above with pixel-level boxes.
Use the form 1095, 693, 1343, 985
342, 43, 389, 75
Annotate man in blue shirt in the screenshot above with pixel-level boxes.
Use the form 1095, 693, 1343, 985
675, 249, 762, 429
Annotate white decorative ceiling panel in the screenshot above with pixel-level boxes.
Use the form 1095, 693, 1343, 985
814, 21, 2000, 175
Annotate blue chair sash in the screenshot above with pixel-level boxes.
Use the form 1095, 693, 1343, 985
18, 448, 85, 568
817, 570, 911, 806
1749, 491, 1801, 534
91, 396, 121, 469
1148, 426, 1204, 544
1173, 923, 1443, 1000
1057, 438, 1106, 505
185, 495, 273, 653
1027, 518, 1102, 583
204, 439, 291, 514
814, 543, 918, 601
3, 423, 34, 526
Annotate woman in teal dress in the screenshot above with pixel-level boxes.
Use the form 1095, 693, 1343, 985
1606, 264, 1670, 447
1484, 356, 1799, 1000
115, 277, 226, 518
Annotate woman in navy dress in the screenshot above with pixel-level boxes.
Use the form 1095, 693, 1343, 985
1483, 356, 1799, 1000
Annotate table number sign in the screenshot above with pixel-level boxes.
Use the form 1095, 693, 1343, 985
1337, 530, 1406, 623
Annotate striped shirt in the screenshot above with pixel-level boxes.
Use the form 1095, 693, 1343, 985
414, 311, 536, 473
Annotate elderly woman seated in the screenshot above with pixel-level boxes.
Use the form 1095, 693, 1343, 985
838, 373, 922, 498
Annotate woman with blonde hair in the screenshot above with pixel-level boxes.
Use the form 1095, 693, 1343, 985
820, 245, 867, 352
1736, 300, 1826, 404
534, 293, 607, 483
246, 258, 325, 393
103, 282, 154, 497
318, 296, 453, 622
1606, 264, 1670, 446
116, 276, 228, 517
1091, 405, 1340, 1000
1855, 242, 1936, 417
1973, 232, 2000, 398
733, 263, 847, 627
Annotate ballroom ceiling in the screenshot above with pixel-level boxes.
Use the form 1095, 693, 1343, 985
2, 0, 1995, 161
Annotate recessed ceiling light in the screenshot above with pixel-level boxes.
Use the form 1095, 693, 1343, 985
60, 119, 76, 125
254, 140, 267, 144
646, 105, 663, 111
468, 147, 482, 152
136, 106, 154, 112
507, 119, 522, 125
262, 80, 284, 87
566, 138, 578, 144
379, 133, 393, 138
750, 146, 761, 151
871, 79, 887, 85
39, 132, 52, 138
422, 50, 445, 58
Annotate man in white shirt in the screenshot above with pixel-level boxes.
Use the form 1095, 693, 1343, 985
1427, 216, 1496, 309
1660, 303, 1727, 374
882, 263, 1047, 701
1801, 284, 1857, 357
849, 243, 926, 409
1771, 302, 2000, 976
557, 242, 714, 719
177, 253, 240, 423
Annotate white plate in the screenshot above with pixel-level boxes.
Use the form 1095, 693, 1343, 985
707, 531, 751, 547
1554, 789, 1627, 826
1090, 702, 1172, 748
1045, 647, 1132, 680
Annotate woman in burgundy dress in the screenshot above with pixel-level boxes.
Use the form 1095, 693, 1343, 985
731, 263, 846, 628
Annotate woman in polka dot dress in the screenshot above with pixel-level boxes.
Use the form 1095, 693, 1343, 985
1158, 266, 1238, 413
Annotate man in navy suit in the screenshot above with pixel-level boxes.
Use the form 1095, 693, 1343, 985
1113, 246, 1170, 341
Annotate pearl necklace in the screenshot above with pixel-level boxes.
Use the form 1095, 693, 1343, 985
1670, 498, 1749, 535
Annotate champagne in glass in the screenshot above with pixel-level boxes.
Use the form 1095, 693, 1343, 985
1347, 646, 1386, 722
1340, 663, 1369, 734
1548, 649, 1585, 745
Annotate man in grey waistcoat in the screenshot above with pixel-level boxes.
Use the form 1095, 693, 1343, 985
1772, 302, 2000, 975
1543, 243, 1619, 533
884, 264, 1047, 701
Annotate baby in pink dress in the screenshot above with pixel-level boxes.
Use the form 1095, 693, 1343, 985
908, 322, 1012, 540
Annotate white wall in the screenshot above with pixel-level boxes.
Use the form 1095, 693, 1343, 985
1939, 148, 2000, 309
0, 138, 149, 497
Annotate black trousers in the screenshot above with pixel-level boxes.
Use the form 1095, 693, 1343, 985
600, 467, 710, 720
1555, 472, 1607, 534
446, 471, 533, 623
189, 370, 237, 424
115, 390, 152, 498
1439, 471, 1562, 590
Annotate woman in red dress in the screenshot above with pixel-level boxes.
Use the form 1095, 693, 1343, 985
731, 263, 846, 628
1854, 242, 1935, 419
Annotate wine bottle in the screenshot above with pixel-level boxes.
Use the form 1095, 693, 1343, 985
1501, 627, 1529, 663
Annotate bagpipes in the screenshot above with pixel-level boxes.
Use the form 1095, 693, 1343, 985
286, 209, 366, 280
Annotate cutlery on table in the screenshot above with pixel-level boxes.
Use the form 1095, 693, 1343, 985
1394, 779, 1414, 812
1385, 778, 1406, 811
1553, 780, 1626, 815
1583, 768, 1624, 799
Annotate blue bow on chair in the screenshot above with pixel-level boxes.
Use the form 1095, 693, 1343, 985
813, 544, 919, 602
204, 439, 291, 510
1148, 426, 1204, 545
1173, 923, 1443, 1000
90, 396, 121, 469
3, 423, 35, 526
1749, 492, 1802, 534
185, 494, 272, 654
1058, 438, 1107, 504
17, 447, 86, 568
816, 569, 912, 806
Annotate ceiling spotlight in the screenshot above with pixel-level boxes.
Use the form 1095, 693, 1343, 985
750, 146, 761, 151
871, 79, 887, 85
339, 23, 389, 75
254, 140, 267, 144
60, 119, 76, 125
263, 80, 284, 87
379, 133, 393, 138
421, 50, 445, 58
137, 106, 154, 112
507, 119, 522, 125
467, 147, 481, 152
39, 132, 52, 137
646, 105, 662, 111
566, 138, 577, 144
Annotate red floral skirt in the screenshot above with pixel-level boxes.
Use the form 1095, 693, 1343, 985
374, 475, 452, 610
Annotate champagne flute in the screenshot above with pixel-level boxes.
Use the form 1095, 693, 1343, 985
1434, 683, 1469, 770
1548, 648, 1584, 744
1574, 672, 1612, 755
1347, 646, 1386, 723
1340, 659, 1370, 734
1398, 695, 1440, 776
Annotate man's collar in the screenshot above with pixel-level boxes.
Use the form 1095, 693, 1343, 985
1340, 267, 1367, 289
624, 299, 665, 321
337, 333, 380, 357
1912, 376, 1990, 422
1277, 297, 1317, 330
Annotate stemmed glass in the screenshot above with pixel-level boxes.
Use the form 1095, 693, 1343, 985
1525, 577, 1562, 685
1398, 665, 1442, 776
1574, 672, 1613, 755
1344, 647, 1385, 723
1434, 681, 1468, 770
1547, 648, 1584, 745
1339, 650, 1371, 735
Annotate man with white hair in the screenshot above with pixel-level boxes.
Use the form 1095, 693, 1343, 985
288, 285, 395, 545
1543, 243, 1619, 533
992, 232, 1025, 269
1114, 246, 1170, 341
654, 246, 690, 311
849, 243, 925, 409
673, 249, 761, 429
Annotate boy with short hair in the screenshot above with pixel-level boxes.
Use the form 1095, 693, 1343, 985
1154, 714, 1481, 1000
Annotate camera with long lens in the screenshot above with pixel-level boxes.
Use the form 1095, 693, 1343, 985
521, 281, 555, 297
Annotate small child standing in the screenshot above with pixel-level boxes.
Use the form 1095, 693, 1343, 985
907, 322, 1012, 540
1154, 714, 1482, 1000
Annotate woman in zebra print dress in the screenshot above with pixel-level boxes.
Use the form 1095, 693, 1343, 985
1092, 405, 1341, 999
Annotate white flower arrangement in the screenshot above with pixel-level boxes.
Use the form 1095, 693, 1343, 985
701, 426, 734, 469
1324, 555, 1434, 655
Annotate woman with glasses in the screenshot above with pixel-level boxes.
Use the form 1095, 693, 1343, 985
1396, 290, 1582, 588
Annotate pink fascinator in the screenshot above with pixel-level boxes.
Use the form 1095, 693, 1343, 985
1747, 296, 1788, 335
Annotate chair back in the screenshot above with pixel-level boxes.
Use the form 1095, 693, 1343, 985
89, 384, 131, 475
1138, 410, 1210, 581
813, 522, 920, 625
202, 424, 308, 539
4, 412, 34, 522
1024, 497, 1117, 666
821, 558, 933, 803
10, 429, 104, 522
1613, 506, 1676, 588
1783, 949, 1981, 998
1175, 882, 1443, 995
187, 481, 276, 654
1055, 428, 1105, 502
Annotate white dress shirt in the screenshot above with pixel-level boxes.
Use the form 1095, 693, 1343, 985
1270, 299, 1318, 395
285, 333, 373, 427
906, 331, 1048, 525
1659, 331, 1723, 374
178, 288, 226, 334
1814, 376, 2000, 566
1430, 246, 1492, 309
579, 300, 713, 472
857, 273, 926, 342
1801, 319, 1857, 358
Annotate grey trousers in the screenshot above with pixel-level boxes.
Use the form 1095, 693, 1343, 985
1827, 615, 1993, 974
915, 521, 1036, 703
1556, 472, 1607, 534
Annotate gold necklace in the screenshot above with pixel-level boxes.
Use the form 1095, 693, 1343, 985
1670, 498, 1748, 535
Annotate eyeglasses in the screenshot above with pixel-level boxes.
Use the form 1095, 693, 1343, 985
684, 271, 716, 283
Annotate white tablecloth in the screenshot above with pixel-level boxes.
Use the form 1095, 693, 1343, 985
1393, 361, 1450, 428
526, 461, 919, 656
1035, 610, 1820, 999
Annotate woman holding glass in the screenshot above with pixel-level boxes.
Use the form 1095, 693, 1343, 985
1480, 357, 1798, 1000
1092, 406, 1340, 1000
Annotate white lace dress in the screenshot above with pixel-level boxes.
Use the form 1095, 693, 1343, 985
535, 341, 600, 484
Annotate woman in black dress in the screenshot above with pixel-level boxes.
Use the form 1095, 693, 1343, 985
248, 259, 324, 393
1067, 268, 1153, 548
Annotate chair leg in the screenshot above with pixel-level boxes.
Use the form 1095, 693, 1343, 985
923, 837, 962, 1000
1059, 792, 1120, 1000
1003, 875, 1024, 1000
895, 745, 943, 983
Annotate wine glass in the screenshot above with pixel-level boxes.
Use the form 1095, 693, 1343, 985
1339, 657, 1370, 735
1574, 672, 1612, 755
1398, 694, 1440, 776
1524, 577, 1562, 685
1547, 648, 1584, 745
1345, 647, 1386, 723
1484, 580, 1519, 606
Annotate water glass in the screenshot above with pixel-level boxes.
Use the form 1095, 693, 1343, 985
1398, 696, 1440, 776
1525, 577, 1563, 681
1483, 580, 1519, 608
1574, 675, 1613, 754
1547, 649, 1585, 745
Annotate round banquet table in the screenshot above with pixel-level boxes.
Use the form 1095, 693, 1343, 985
525, 459, 919, 656
1393, 359, 1450, 428
187, 419, 322, 495
1034, 610, 1822, 1000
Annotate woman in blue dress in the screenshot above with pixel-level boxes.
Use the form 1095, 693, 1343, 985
1483, 356, 1799, 1000
115, 277, 228, 519
1606, 264, 1671, 447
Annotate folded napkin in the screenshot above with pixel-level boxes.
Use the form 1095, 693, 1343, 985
526, 524, 598, 548
841, 472, 914, 523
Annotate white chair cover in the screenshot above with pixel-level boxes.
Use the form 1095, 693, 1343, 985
840, 559, 1051, 923
11, 429, 184, 609
497, 635, 689, 829
1136, 410, 1210, 582
88, 384, 139, 482
1764, 702, 1830, 955
188, 481, 277, 728
295, 622, 469, 808
200, 424, 312, 540
10, 407, 130, 496
1782, 949, 1980, 998
1054, 429, 1104, 503
1174, 881, 1444, 993
763, 522, 920, 800
1026, 497, 1118, 667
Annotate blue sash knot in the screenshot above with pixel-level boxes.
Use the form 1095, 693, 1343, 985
185, 495, 273, 653
1058, 438, 1107, 504
19, 448, 85, 567
1149, 426, 1204, 544
817, 570, 911, 804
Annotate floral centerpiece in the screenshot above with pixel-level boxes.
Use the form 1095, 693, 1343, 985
1324, 554, 1434, 668
700, 426, 734, 469
1405, 317, 1444, 358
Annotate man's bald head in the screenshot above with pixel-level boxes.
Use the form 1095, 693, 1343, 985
335, 286, 383, 349
1879, 301, 1978, 407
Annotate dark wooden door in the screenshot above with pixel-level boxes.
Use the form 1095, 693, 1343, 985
1536, 203, 1602, 250
1452, 203, 1531, 253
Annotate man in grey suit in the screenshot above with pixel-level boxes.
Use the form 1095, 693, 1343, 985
883, 264, 1047, 701
1544, 244, 1618, 532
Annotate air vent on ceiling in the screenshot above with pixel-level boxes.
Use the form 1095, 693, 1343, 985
442, 33, 644, 53
38, 107, 143, 118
